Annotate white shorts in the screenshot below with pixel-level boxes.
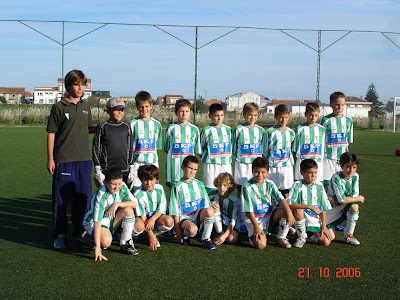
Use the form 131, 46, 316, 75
179, 209, 202, 227
234, 161, 253, 186
132, 161, 159, 187
295, 159, 323, 182
326, 204, 349, 228
268, 165, 294, 190
244, 211, 276, 237
323, 158, 341, 182
83, 217, 113, 236
203, 163, 232, 189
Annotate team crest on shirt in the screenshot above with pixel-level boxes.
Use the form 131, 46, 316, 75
149, 131, 154, 137
65, 113, 70, 120
184, 192, 190, 199
195, 191, 201, 199
139, 128, 144, 135
186, 135, 191, 141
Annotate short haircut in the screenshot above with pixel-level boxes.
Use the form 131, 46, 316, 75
64, 70, 87, 98
252, 156, 269, 172
105, 167, 123, 182
209, 103, 224, 115
182, 155, 198, 167
300, 159, 318, 172
330, 91, 346, 104
274, 104, 290, 117
175, 99, 192, 112
243, 102, 260, 115
340, 151, 359, 166
135, 90, 153, 107
305, 102, 320, 114
137, 164, 159, 181
213, 172, 236, 192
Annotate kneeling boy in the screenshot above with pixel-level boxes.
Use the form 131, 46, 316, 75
133, 164, 174, 250
241, 157, 295, 249
83, 168, 138, 261
288, 159, 334, 248
169, 156, 216, 249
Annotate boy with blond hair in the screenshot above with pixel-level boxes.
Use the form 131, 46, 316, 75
128, 91, 162, 190
164, 99, 201, 188
292, 102, 326, 183
263, 104, 295, 197
200, 103, 232, 193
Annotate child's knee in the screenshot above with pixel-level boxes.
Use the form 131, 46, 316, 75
293, 209, 304, 219
135, 221, 145, 232
163, 216, 174, 227
227, 232, 239, 244
254, 239, 267, 249
101, 236, 112, 248
204, 208, 214, 217
319, 237, 331, 247
121, 207, 133, 217
349, 204, 359, 212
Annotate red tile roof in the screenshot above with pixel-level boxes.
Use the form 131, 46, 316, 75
0, 87, 25, 94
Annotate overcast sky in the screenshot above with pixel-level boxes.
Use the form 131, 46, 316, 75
0, 0, 399, 103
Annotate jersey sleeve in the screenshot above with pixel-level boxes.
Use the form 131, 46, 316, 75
287, 183, 299, 205
163, 125, 171, 153
93, 193, 107, 222
134, 192, 145, 217
331, 175, 346, 204
270, 182, 284, 207
319, 186, 332, 211
263, 130, 271, 159
241, 184, 253, 213
193, 126, 201, 155
92, 124, 102, 167
46, 104, 61, 133
156, 121, 162, 150
169, 186, 180, 216
156, 186, 168, 215
349, 174, 360, 197
200, 127, 207, 159
127, 124, 134, 165
231, 127, 239, 157
348, 118, 354, 144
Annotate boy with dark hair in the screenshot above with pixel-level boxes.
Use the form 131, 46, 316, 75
169, 156, 216, 249
327, 151, 365, 245
133, 164, 174, 250
288, 159, 334, 248
83, 168, 138, 260
241, 157, 295, 249
46, 69, 95, 249
164, 99, 201, 188
200, 103, 232, 193
128, 91, 162, 190
92, 97, 134, 187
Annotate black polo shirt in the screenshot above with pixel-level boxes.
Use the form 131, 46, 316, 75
46, 98, 92, 163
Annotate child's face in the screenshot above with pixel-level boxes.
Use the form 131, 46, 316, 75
176, 106, 191, 124
181, 161, 198, 181
301, 167, 318, 185
141, 177, 157, 192
137, 101, 153, 120
243, 110, 259, 126
104, 178, 123, 194
341, 162, 358, 179
253, 167, 268, 184
275, 113, 290, 128
68, 81, 85, 99
107, 108, 125, 122
331, 97, 345, 116
217, 182, 231, 197
305, 110, 319, 126
209, 110, 224, 127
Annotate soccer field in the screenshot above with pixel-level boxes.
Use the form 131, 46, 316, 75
0, 127, 399, 299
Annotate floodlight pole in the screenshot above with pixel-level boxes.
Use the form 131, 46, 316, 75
61, 21, 65, 100
194, 27, 198, 124
394, 97, 398, 133
316, 31, 321, 102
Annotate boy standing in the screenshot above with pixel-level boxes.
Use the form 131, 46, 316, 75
288, 159, 334, 248
133, 164, 174, 250
327, 152, 365, 245
164, 99, 201, 188
169, 156, 216, 249
83, 168, 138, 260
320, 92, 353, 187
241, 157, 295, 249
292, 102, 326, 183
92, 97, 134, 187
128, 91, 162, 190
263, 104, 295, 197
46, 70, 94, 249
200, 103, 232, 193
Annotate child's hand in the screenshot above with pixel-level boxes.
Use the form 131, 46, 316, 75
358, 195, 365, 203
213, 233, 227, 245
211, 201, 220, 212
106, 203, 118, 219
145, 217, 156, 231
47, 160, 55, 174
148, 235, 158, 251
327, 194, 334, 202
287, 212, 296, 227
310, 206, 321, 215
94, 247, 108, 261
321, 227, 332, 241
253, 226, 264, 242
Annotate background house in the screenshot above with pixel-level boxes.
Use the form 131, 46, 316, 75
0, 87, 26, 104
226, 91, 268, 111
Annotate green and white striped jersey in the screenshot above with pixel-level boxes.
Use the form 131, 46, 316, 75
288, 180, 332, 212
328, 171, 359, 205
208, 190, 238, 227
232, 124, 265, 164
128, 117, 162, 164
169, 178, 211, 217
292, 123, 326, 163
241, 178, 284, 216
84, 182, 136, 223
200, 124, 232, 165
263, 126, 295, 168
163, 122, 201, 185
320, 114, 353, 162
134, 183, 167, 218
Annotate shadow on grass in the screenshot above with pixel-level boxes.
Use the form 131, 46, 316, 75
0, 195, 93, 260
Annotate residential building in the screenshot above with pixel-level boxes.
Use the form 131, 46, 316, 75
25, 91, 33, 104
158, 95, 184, 107
0, 87, 25, 104
226, 91, 267, 111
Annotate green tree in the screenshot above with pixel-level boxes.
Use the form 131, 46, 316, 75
365, 83, 382, 109
0, 96, 6, 104
193, 96, 208, 114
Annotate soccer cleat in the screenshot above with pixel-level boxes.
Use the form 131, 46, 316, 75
293, 237, 307, 248
120, 239, 139, 255
73, 231, 91, 244
53, 234, 66, 249
288, 226, 296, 235
344, 234, 360, 245
202, 239, 216, 250
309, 235, 318, 244
248, 237, 254, 247
276, 237, 292, 248
335, 224, 345, 231
180, 236, 190, 246
156, 237, 161, 248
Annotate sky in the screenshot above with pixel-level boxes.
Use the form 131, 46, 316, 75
0, 0, 399, 103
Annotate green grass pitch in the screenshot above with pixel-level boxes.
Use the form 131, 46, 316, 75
0, 127, 399, 299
